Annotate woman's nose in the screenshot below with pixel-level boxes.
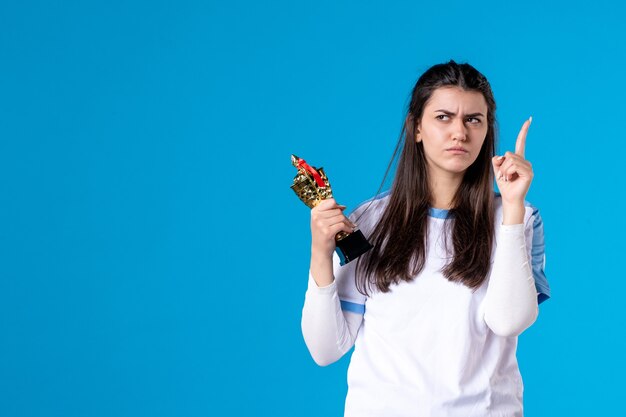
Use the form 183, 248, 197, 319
451, 118, 468, 141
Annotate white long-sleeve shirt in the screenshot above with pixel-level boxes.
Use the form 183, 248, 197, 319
301, 191, 550, 417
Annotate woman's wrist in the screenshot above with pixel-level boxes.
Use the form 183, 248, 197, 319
310, 249, 334, 287
501, 201, 525, 225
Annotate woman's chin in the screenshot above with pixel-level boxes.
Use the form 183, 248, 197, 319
445, 163, 471, 175
426, 159, 472, 176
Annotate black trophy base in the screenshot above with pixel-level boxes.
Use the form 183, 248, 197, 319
335, 229, 373, 266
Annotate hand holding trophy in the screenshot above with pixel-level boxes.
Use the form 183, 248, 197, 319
290, 154, 373, 265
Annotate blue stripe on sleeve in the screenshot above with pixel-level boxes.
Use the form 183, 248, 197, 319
527, 203, 551, 304
340, 300, 366, 314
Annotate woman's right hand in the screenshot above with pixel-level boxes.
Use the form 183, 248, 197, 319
310, 198, 357, 259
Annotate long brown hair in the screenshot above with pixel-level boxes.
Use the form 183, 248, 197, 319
353, 60, 498, 296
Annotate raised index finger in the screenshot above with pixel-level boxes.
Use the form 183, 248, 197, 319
515, 117, 532, 157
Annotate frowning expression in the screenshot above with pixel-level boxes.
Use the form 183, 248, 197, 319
415, 86, 489, 177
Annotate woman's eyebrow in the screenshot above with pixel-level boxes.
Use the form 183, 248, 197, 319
434, 109, 485, 117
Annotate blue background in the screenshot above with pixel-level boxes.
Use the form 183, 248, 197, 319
1, 0, 624, 415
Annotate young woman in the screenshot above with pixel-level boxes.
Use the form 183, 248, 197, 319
301, 60, 550, 417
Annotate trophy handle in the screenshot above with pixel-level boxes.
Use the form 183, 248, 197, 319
334, 229, 373, 266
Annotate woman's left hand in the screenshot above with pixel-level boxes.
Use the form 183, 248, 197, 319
491, 117, 534, 205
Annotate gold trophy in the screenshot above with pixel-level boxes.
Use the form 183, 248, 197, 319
290, 154, 373, 265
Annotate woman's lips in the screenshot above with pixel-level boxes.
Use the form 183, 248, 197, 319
447, 148, 468, 154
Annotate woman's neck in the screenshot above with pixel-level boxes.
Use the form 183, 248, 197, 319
429, 170, 463, 210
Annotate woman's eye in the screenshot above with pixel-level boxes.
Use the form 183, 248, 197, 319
435, 115, 481, 123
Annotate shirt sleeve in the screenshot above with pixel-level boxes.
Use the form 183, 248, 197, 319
525, 204, 550, 304
301, 211, 368, 366
483, 205, 546, 337
301, 269, 364, 366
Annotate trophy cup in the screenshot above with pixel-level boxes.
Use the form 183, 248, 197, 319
290, 154, 373, 265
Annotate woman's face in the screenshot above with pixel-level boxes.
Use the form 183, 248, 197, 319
415, 86, 489, 178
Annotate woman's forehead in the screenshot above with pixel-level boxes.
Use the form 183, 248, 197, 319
425, 87, 487, 112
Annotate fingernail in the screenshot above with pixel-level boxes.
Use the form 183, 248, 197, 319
498, 155, 505, 161
529, 116, 533, 125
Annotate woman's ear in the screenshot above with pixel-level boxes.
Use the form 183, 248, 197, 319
408, 115, 422, 143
